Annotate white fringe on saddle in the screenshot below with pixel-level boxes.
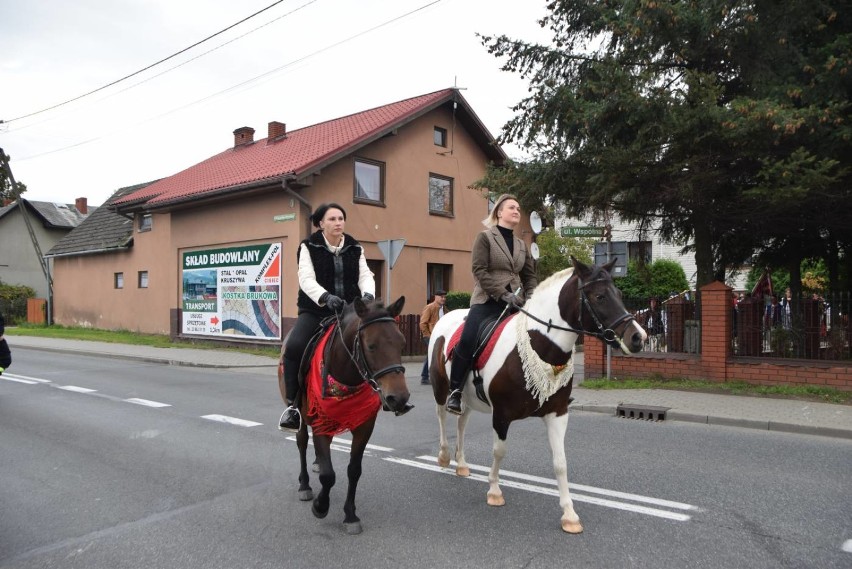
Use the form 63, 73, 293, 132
515, 312, 575, 407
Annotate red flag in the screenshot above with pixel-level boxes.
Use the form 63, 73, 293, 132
751, 270, 773, 300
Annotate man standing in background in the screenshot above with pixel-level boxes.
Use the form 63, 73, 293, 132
419, 290, 447, 385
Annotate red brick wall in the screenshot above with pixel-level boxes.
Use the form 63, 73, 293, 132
584, 281, 852, 391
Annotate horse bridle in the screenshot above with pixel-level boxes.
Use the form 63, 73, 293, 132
514, 274, 636, 348
332, 313, 406, 392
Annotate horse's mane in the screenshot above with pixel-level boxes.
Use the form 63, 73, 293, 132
532, 267, 575, 299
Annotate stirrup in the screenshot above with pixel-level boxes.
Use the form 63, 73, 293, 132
446, 389, 464, 416
278, 406, 302, 433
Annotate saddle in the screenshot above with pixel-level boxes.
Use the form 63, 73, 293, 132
446, 313, 516, 404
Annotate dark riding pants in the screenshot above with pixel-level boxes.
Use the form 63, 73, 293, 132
450, 300, 505, 390
282, 311, 324, 402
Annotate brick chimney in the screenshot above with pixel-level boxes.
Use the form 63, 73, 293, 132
233, 126, 255, 148
267, 121, 287, 142
75, 197, 88, 214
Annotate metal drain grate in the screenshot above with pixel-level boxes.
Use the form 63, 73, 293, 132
616, 404, 669, 421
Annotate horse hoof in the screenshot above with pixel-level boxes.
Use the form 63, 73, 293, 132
344, 521, 363, 535
561, 520, 584, 534
437, 455, 450, 468
312, 502, 329, 519
456, 465, 470, 477
298, 489, 313, 501
487, 493, 505, 507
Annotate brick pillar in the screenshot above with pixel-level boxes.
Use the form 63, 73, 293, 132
583, 337, 606, 379
699, 281, 732, 382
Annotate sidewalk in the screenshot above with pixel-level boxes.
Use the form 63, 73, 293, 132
7, 335, 852, 440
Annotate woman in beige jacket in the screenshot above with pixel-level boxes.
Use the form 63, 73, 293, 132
446, 194, 537, 414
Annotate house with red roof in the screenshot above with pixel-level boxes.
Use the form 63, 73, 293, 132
47, 88, 530, 340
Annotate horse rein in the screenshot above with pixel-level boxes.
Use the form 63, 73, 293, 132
331, 312, 406, 392
514, 274, 636, 348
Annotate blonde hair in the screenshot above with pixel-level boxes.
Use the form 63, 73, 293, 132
483, 193, 519, 228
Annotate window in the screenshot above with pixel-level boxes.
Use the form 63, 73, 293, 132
114, 272, 124, 289
138, 214, 152, 232
428, 174, 453, 216
427, 263, 452, 301
138, 271, 149, 288
433, 126, 447, 147
354, 158, 384, 204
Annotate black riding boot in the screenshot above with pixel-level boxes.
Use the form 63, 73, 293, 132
446, 352, 472, 415
278, 355, 302, 432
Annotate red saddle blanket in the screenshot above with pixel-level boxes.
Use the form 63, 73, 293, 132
306, 325, 381, 436
447, 314, 515, 369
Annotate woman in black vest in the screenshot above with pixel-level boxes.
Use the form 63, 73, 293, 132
279, 203, 376, 431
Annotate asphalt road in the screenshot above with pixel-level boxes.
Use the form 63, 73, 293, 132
2, 347, 851, 569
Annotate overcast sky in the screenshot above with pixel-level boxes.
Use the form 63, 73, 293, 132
1, 0, 551, 206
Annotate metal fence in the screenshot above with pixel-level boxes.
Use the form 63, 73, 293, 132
733, 292, 851, 361
624, 293, 702, 355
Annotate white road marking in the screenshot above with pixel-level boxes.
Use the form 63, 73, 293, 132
415, 455, 698, 511
125, 398, 172, 408
57, 385, 97, 393
2, 376, 39, 384
284, 434, 394, 453
201, 414, 262, 427
842, 539, 852, 553
388, 457, 692, 522
2, 373, 51, 384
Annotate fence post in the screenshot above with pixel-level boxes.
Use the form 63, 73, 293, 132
666, 296, 687, 352
802, 298, 820, 358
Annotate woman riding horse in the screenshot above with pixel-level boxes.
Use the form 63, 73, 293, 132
279, 203, 376, 432
446, 193, 538, 415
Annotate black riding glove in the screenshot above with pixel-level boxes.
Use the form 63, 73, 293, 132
501, 292, 524, 309
321, 293, 345, 313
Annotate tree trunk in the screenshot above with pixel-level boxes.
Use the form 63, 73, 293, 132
693, 216, 714, 287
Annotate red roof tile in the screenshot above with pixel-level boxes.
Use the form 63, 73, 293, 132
114, 89, 471, 208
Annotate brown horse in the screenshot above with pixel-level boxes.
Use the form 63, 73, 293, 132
278, 296, 409, 535
428, 257, 646, 533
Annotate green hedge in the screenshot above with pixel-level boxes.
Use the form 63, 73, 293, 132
445, 291, 471, 312
0, 282, 36, 324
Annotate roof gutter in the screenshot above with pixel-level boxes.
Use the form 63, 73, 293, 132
282, 174, 311, 213
44, 244, 132, 259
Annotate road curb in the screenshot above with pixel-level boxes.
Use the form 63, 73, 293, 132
573, 404, 852, 440
12, 344, 278, 369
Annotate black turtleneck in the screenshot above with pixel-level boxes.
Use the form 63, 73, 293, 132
497, 224, 514, 256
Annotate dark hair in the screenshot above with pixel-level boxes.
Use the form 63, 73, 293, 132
311, 203, 347, 228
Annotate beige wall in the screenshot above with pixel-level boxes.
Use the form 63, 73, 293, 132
52, 214, 173, 333
52, 105, 533, 337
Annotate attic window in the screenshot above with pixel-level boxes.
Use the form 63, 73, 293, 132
138, 213, 152, 232
354, 158, 385, 205
434, 126, 447, 147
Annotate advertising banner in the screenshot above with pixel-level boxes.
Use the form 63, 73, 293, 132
181, 243, 281, 339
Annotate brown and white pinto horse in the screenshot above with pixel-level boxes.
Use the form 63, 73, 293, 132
428, 257, 646, 533
278, 296, 409, 535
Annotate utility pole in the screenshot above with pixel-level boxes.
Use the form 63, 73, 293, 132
0, 148, 53, 323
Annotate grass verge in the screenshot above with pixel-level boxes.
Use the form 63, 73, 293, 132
7, 324, 281, 359
581, 376, 851, 405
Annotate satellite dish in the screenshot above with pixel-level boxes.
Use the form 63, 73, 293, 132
529, 211, 543, 234
530, 242, 540, 260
